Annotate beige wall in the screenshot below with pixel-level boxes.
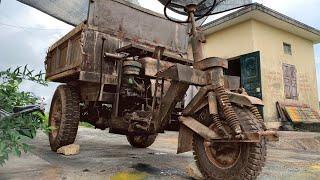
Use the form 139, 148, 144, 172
251, 20, 318, 123
202, 19, 318, 124
203, 20, 255, 58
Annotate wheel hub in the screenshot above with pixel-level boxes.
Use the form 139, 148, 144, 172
204, 124, 242, 169
50, 97, 62, 139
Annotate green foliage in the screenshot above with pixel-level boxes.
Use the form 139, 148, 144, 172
0, 65, 48, 166
79, 122, 94, 128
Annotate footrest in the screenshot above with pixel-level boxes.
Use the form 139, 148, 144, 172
180, 116, 279, 143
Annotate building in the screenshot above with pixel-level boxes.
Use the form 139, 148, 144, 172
200, 3, 320, 128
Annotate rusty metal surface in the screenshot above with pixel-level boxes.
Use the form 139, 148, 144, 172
208, 91, 218, 115
224, 75, 241, 90
189, 9, 205, 63
156, 64, 242, 90
181, 115, 278, 143
81, 30, 120, 74
79, 83, 114, 102
259, 131, 279, 141
87, 0, 188, 55
49, 23, 86, 52
183, 86, 213, 115
157, 64, 208, 86
139, 57, 174, 77
153, 81, 189, 132
228, 91, 263, 106
79, 71, 118, 85
183, 86, 263, 116
215, 86, 242, 135
150, 80, 171, 98
117, 44, 192, 65
179, 116, 221, 141
104, 52, 126, 60
46, 28, 119, 81
207, 68, 225, 87
193, 57, 228, 70
45, 68, 80, 82
45, 0, 191, 83
177, 124, 194, 154
45, 24, 84, 80
122, 60, 142, 76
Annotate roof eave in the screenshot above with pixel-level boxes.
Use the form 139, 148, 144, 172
202, 3, 320, 44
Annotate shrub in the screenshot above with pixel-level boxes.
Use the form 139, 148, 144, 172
0, 66, 48, 166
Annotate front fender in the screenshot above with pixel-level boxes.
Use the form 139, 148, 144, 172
227, 92, 263, 106
177, 92, 263, 154
191, 91, 263, 115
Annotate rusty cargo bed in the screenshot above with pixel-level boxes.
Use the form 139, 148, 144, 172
45, 0, 190, 83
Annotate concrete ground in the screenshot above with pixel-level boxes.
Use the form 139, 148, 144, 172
1, 129, 320, 180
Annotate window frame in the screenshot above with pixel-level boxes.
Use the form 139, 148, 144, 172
283, 42, 292, 55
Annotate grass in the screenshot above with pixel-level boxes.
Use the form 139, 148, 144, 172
42, 113, 94, 128
79, 122, 94, 128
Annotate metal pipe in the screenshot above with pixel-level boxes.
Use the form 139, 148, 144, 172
187, 7, 205, 64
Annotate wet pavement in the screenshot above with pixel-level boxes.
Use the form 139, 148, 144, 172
0, 129, 320, 180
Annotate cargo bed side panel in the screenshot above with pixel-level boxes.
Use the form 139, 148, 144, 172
87, 0, 188, 55
45, 26, 84, 81
81, 29, 120, 74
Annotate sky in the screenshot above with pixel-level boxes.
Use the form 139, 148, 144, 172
0, 0, 319, 109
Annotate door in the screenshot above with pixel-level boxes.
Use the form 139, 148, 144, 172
240, 52, 262, 99
283, 64, 298, 100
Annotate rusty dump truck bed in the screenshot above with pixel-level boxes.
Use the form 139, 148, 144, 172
45, 0, 190, 82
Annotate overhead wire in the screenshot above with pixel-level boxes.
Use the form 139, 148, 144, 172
0, 21, 68, 31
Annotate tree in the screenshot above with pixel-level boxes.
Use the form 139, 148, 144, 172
0, 66, 48, 166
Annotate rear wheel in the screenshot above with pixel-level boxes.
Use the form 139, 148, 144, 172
126, 134, 157, 148
193, 105, 266, 180
49, 85, 80, 151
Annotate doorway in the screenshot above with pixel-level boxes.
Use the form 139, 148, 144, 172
225, 51, 263, 115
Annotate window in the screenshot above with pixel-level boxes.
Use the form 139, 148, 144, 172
283, 43, 292, 55
283, 63, 298, 100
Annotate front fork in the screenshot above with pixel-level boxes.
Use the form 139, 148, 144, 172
207, 68, 243, 138
188, 5, 242, 138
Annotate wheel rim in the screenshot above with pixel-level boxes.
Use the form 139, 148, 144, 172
50, 96, 62, 140
203, 124, 242, 169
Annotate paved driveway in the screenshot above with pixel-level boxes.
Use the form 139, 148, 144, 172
1, 129, 320, 180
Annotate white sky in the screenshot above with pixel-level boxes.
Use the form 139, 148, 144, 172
0, 0, 319, 109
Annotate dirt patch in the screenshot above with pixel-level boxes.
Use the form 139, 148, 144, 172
268, 131, 320, 152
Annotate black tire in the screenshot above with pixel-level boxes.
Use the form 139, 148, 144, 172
193, 105, 267, 180
126, 134, 157, 148
49, 85, 80, 152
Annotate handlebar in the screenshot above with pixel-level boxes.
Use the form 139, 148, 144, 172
0, 104, 45, 120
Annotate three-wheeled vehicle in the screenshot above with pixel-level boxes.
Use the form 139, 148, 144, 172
45, 0, 278, 179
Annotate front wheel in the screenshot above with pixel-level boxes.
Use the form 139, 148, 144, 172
126, 134, 157, 148
48, 85, 80, 151
193, 105, 266, 180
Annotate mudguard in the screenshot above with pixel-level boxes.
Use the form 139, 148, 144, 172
177, 92, 263, 154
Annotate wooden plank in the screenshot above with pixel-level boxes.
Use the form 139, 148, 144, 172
46, 68, 79, 81
283, 105, 320, 123
66, 39, 73, 65
48, 22, 86, 52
